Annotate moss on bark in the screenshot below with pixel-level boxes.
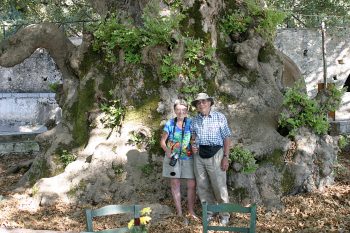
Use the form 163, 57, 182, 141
70, 78, 96, 146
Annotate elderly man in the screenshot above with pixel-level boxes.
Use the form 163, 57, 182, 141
190, 93, 232, 225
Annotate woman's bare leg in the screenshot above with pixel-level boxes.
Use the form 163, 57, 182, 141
187, 178, 197, 216
170, 178, 182, 216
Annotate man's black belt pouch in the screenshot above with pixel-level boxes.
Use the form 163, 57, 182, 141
199, 145, 222, 159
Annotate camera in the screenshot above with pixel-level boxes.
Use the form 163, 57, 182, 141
169, 153, 178, 167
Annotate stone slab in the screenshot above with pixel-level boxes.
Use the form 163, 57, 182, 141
329, 120, 350, 135
0, 93, 58, 125
0, 141, 40, 155
0, 125, 47, 136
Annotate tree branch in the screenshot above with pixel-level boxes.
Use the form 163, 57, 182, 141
0, 22, 75, 69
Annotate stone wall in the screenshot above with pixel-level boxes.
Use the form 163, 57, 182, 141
0, 48, 62, 93
0, 49, 62, 128
275, 28, 350, 121
0, 93, 59, 126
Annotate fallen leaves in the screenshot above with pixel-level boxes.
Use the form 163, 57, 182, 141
1, 154, 350, 233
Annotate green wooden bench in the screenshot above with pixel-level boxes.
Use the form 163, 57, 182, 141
82, 204, 141, 233
202, 202, 257, 233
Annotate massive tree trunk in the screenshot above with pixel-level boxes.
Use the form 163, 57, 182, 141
0, 0, 339, 209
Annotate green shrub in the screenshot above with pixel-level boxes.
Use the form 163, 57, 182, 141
160, 37, 215, 96
338, 135, 349, 150
279, 84, 328, 137
92, 16, 142, 63
183, 37, 204, 63
92, 1, 184, 64
278, 82, 345, 137
48, 82, 60, 92
100, 99, 126, 129
128, 131, 149, 149
229, 146, 258, 173
32, 185, 39, 196
220, 0, 285, 42
112, 164, 125, 175
141, 164, 154, 176
59, 150, 76, 168
255, 8, 286, 41
141, 0, 184, 47
318, 84, 346, 112
160, 54, 182, 82
129, 132, 145, 145
221, 10, 252, 35
164, 0, 182, 9
147, 128, 164, 156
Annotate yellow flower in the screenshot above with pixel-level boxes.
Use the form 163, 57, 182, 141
128, 219, 134, 229
140, 216, 152, 225
140, 207, 152, 216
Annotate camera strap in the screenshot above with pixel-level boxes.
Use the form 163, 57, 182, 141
169, 117, 186, 156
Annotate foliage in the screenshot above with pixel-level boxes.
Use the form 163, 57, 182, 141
140, 164, 154, 176
112, 164, 125, 175
183, 37, 204, 63
128, 207, 152, 233
220, 0, 285, 42
141, 0, 185, 47
278, 82, 345, 137
48, 82, 60, 92
254, 8, 286, 41
338, 135, 349, 150
0, 0, 96, 22
160, 54, 182, 82
129, 129, 162, 154
92, 2, 184, 64
100, 99, 126, 129
178, 37, 213, 95
129, 131, 145, 146
317, 84, 346, 113
0, 0, 97, 40
333, 160, 348, 179
265, 0, 350, 28
31, 184, 39, 196
147, 128, 164, 156
279, 84, 328, 137
160, 37, 215, 96
91, 0, 211, 97
221, 10, 252, 34
128, 131, 150, 149
59, 150, 76, 168
229, 146, 258, 173
92, 16, 142, 63
164, 0, 183, 10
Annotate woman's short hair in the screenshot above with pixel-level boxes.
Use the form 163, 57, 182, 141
173, 99, 188, 110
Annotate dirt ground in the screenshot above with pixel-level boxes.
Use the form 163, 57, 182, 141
0, 152, 349, 233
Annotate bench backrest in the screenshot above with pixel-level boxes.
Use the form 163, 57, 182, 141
83, 204, 141, 233
202, 202, 257, 233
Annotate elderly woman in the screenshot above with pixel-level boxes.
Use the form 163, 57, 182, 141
160, 99, 197, 218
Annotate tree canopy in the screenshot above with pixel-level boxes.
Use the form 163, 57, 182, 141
0, 0, 96, 22
266, 0, 350, 27
0, 0, 97, 39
